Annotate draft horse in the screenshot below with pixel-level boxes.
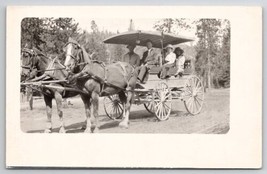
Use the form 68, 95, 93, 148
21, 48, 80, 133
63, 38, 138, 132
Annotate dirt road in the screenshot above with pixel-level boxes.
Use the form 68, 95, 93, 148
20, 88, 229, 134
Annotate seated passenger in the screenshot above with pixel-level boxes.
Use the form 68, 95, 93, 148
122, 44, 140, 68
174, 47, 185, 77
138, 40, 159, 83
160, 44, 176, 79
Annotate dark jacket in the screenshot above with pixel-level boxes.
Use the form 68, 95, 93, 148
140, 49, 159, 65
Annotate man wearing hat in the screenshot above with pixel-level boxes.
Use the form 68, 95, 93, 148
138, 40, 159, 83
160, 44, 176, 78
122, 44, 140, 68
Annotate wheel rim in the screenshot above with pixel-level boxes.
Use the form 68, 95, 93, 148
153, 82, 172, 121
144, 95, 155, 113
103, 94, 123, 120
183, 76, 204, 115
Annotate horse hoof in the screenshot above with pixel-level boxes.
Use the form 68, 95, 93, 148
81, 125, 86, 130
44, 129, 52, 133
93, 127, 100, 133
59, 127, 66, 133
119, 122, 129, 129
84, 128, 92, 133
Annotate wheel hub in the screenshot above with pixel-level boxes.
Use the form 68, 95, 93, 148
192, 91, 197, 97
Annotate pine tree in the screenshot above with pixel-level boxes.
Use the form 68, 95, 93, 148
128, 19, 135, 31
21, 18, 45, 49
153, 18, 191, 34
195, 19, 222, 89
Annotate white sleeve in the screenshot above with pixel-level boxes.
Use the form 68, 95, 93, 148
166, 54, 176, 64
171, 54, 176, 63
178, 56, 185, 66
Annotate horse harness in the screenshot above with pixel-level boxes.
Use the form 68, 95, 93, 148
65, 42, 136, 94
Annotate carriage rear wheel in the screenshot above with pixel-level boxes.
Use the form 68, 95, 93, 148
183, 76, 204, 115
103, 94, 123, 120
153, 82, 172, 121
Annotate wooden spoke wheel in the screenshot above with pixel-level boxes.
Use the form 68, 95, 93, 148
144, 95, 155, 114
183, 75, 204, 115
103, 94, 123, 120
153, 82, 172, 121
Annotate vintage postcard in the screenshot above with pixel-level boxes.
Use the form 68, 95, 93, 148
6, 6, 262, 168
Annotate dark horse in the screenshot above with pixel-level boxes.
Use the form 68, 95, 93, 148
21, 48, 80, 133
63, 38, 138, 132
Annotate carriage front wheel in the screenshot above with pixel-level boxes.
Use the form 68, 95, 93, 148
183, 75, 204, 115
144, 95, 155, 114
103, 94, 123, 120
153, 82, 172, 121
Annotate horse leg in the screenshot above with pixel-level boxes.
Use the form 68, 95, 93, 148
118, 90, 127, 123
81, 94, 92, 133
119, 91, 133, 129
27, 87, 33, 110
91, 91, 99, 133
54, 91, 65, 133
43, 95, 53, 133
29, 92, 33, 110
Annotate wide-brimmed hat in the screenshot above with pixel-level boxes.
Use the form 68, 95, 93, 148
165, 44, 174, 50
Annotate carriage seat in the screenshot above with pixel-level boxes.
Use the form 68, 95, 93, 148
149, 64, 179, 78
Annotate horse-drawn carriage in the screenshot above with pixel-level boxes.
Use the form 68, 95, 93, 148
21, 30, 204, 133
102, 30, 204, 121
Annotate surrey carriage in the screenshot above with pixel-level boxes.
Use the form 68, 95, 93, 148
102, 30, 204, 121
20, 30, 204, 133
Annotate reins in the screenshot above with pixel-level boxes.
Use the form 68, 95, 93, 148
21, 65, 66, 72
21, 48, 67, 72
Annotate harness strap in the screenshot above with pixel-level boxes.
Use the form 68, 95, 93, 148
117, 63, 136, 90
84, 74, 124, 91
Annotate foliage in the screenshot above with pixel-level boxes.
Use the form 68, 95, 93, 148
21, 18, 230, 88
21, 17, 79, 61
21, 18, 45, 49
76, 21, 126, 63
153, 18, 230, 88
194, 19, 230, 88
41, 18, 79, 59
154, 18, 191, 34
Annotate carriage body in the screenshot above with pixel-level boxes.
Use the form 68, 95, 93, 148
104, 56, 204, 121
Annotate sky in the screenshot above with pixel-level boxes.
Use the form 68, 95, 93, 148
74, 18, 196, 38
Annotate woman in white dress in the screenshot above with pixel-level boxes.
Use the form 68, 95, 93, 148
160, 44, 176, 79
174, 47, 185, 77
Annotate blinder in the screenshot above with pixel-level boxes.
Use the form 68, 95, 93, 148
63, 41, 81, 50
21, 48, 38, 79
64, 41, 82, 65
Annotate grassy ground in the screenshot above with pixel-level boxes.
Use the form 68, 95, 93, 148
20, 88, 230, 134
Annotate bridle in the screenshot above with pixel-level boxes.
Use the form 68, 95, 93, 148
64, 42, 88, 69
64, 42, 81, 64
21, 49, 38, 80
21, 48, 66, 81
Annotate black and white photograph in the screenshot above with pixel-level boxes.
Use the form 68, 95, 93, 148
6, 6, 262, 168
20, 17, 230, 134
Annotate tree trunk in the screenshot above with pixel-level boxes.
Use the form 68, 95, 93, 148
207, 65, 211, 89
